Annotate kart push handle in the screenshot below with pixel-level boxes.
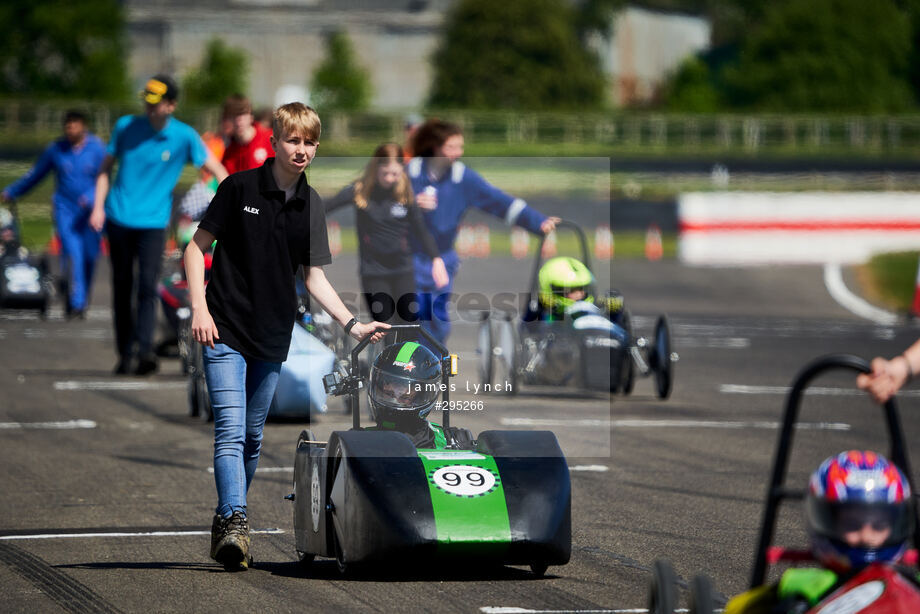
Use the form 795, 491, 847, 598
750, 353, 919, 588
324, 324, 457, 432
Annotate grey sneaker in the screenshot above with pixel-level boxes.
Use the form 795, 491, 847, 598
209, 511, 252, 570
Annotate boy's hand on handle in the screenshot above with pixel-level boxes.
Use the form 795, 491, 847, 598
432, 257, 449, 289
856, 356, 910, 404
350, 320, 391, 343
191, 306, 220, 349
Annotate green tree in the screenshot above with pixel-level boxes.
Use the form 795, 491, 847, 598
0, 0, 129, 100
722, 0, 914, 112
664, 57, 720, 112
182, 38, 249, 106
428, 0, 606, 110
310, 31, 371, 111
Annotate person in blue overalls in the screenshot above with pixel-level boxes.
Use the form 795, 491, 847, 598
2, 110, 106, 319
407, 119, 559, 344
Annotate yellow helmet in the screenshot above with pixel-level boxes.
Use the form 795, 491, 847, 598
538, 256, 595, 311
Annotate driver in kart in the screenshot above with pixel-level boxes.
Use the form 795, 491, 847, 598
533, 256, 624, 323
725, 450, 916, 614
367, 341, 448, 448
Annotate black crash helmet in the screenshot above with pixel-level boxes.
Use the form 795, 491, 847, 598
368, 341, 442, 426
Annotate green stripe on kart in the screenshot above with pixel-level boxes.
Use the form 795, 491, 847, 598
417, 450, 511, 554
395, 341, 419, 364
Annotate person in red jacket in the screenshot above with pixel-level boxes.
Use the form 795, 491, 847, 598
220, 95, 273, 175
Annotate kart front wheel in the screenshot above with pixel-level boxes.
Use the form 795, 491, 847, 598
650, 315, 673, 400
689, 574, 716, 614
530, 562, 548, 577
648, 559, 677, 614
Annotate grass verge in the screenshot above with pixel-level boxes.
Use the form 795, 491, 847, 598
858, 251, 919, 312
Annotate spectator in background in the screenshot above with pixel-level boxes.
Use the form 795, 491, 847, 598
857, 339, 920, 403
221, 94, 274, 176
325, 142, 447, 326
2, 110, 106, 319
90, 74, 228, 376
407, 119, 559, 344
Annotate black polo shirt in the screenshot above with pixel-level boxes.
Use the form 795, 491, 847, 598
199, 158, 332, 362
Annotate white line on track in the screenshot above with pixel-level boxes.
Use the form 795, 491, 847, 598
721, 384, 920, 397
501, 417, 849, 430
54, 381, 187, 391
0, 528, 284, 541
0, 419, 96, 430
823, 263, 899, 325
569, 465, 609, 472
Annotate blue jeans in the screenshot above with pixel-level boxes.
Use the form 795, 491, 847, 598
203, 343, 281, 518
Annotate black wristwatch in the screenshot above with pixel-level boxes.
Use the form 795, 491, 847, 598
344, 317, 358, 335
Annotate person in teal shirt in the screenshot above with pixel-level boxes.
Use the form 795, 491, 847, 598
90, 74, 228, 375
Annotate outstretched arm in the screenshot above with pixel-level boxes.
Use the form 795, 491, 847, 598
303, 265, 390, 342
857, 338, 920, 403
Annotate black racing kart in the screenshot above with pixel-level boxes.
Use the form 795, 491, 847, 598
647, 354, 920, 614
478, 220, 675, 398
289, 324, 572, 576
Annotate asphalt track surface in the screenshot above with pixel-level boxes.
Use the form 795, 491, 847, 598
2, 252, 919, 614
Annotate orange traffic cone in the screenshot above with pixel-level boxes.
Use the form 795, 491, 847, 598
473, 224, 490, 258
510, 227, 529, 259
645, 223, 663, 261
47, 234, 61, 255
594, 224, 614, 260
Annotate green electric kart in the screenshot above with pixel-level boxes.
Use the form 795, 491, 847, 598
289, 325, 571, 576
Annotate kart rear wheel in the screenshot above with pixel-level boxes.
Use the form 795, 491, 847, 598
648, 559, 677, 614
619, 309, 635, 395
651, 315, 673, 400
530, 562, 548, 577
689, 574, 715, 614
492, 317, 518, 395
477, 315, 494, 388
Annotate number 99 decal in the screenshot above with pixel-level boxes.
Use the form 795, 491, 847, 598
429, 465, 499, 497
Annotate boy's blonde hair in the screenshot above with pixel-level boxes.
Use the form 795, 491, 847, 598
272, 103, 322, 141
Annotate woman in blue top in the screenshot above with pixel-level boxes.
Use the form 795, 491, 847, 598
407, 119, 558, 343
2, 110, 106, 318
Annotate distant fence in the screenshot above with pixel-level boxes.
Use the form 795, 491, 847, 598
2, 101, 920, 155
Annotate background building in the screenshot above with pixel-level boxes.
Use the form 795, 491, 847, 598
126, 1, 710, 110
